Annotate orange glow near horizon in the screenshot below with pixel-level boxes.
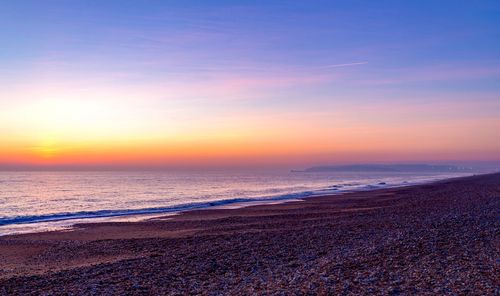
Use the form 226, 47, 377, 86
2, 75, 498, 169
2, 98, 499, 168
1, 59, 499, 169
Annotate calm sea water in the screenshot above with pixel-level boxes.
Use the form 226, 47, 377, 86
0, 170, 473, 235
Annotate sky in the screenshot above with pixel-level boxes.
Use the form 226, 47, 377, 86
1, 0, 499, 169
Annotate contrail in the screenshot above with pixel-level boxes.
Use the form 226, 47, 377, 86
318, 62, 368, 69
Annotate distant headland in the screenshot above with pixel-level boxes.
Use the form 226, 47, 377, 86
293, 164, 474, 173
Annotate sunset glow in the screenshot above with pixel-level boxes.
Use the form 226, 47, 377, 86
1, 1, 499, 169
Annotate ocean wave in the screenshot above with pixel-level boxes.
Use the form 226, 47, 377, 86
0, 175, 463, 228
0, 191, 316, 227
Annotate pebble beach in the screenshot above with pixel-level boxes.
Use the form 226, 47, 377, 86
0, 173, 498, 295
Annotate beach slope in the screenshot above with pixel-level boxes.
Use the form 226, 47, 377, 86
1, 173, 499, 295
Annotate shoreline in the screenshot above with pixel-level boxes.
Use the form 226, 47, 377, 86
1, 172, 498, 294
0, 172, 479, 236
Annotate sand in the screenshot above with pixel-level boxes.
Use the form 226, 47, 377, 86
0, 173, 498, 295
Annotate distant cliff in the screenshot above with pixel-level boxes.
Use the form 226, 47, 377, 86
297, 164, 473, 173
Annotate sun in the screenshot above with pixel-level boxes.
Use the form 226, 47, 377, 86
32, 136, 59, 159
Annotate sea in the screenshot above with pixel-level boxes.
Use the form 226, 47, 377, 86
0, 169, 478, 235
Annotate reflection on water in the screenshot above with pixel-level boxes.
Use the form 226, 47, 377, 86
0, 170, 473, 235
